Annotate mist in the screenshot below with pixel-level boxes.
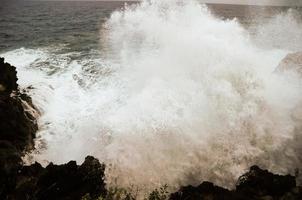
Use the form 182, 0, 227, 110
1, 0, 302, 198
1, 0, 299, 197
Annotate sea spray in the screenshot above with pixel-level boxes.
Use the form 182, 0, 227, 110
251, 8, 302, 51
1, 0, 302, 197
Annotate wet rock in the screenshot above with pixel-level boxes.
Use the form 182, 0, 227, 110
10, 156, 106, 200
236, 165, 296, 197
0, 57, 39, 199
78, 156, 107, 198
0, 57, 18, 94
170, 166, 300, 200
0, 57, 38, 152
0, 94, 38, 152
169, 181, 248, 200
280, 187, 302, 200
0, 141, 21, 199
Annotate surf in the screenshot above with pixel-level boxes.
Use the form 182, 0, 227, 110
1, 0, 302, 197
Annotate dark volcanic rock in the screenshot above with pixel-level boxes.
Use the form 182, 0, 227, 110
236, 165, 296, 197
0, 57, 38, 152
0, 94, 38, 152
0, 57, 39, 199
0, 57, 18, 94
170, 166, 302, 200
10, 156, 106, 200
169, 181, 248, 200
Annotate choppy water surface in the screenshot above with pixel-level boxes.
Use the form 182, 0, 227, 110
1, 0, 302, 197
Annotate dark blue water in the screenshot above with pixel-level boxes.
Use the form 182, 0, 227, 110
1, 1, 299, 54
0, 1, 134, 53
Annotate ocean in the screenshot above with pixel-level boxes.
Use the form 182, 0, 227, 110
1, 0, 302, 197
1, 1, 301, 53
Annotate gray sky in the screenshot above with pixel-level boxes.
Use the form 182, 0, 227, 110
200, 0, 302, 6
33, 0, 302, 6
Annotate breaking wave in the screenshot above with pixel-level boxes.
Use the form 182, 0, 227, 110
1, 0, 302, 197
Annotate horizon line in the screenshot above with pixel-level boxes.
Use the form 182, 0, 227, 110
20, 0, 302, 7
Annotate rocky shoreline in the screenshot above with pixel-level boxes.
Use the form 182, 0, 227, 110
0, 57, 301, 200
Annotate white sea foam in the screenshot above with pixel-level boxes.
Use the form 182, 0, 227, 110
1, 0, 302, 197
251, 9, 302, 51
